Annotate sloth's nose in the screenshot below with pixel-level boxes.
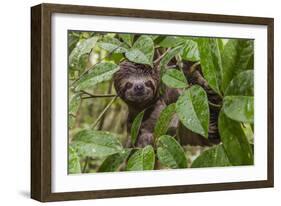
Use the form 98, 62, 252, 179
134, 84, 145, 93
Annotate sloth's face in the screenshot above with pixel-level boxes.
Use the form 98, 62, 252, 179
123, 78, 155, 103
113, 61, 159, 106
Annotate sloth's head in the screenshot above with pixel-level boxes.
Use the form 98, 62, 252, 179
113, 61, 160, 107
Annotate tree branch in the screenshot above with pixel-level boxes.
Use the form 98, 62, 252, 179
80, 90, 117, 99
82, 94, 117, 99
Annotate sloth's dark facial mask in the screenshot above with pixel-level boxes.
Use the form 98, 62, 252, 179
113, 61, 159, 106
123, 78, 155, 103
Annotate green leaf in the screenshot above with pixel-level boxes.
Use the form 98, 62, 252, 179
131, 111, 145, 145
69, 36, 98, 67
158, 36, 186, 48
191, 144, 231, 168
218, 112, 253, 165
156, 135, 187, 168
68, 32, 80, 54
119, 34, 134, 47
159, 46, 183, 67
98, 149, 132, 172
176, 85, 209, 137
217, 39, 225, 54
221, 39, 254, 92
71, 130, 123, 158
225, 70, 254, 96
223, 96, 254, 123
69, 93, 81, 115
197, 38, 223, 95
69, 114, 75, 128
98, 36, 128, 53
125, 35, 154, 65
223, 70, 254, 123
242, 123, 254, 144
68, 146, 81, 174
181, 40, 200, 61
126, 146, 155, 171
159, 46, 183, 76
154, 103, 176, 140
75, 62, 119, 90
162, 69, 188, 89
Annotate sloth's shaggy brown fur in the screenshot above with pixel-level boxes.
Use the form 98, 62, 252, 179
113, 60, 221, 147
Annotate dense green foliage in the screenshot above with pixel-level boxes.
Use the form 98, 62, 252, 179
68, 31, 254, 174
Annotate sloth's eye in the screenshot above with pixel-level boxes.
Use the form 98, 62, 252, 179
125, 82, 133, 89
145, 80, 153, 88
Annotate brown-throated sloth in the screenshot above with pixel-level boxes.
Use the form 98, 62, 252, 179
113, 60, 221, 147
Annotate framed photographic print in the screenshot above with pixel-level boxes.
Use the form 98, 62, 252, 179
31, 3, 274, 202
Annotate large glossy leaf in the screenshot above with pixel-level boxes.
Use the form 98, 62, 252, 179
156, 135, 187, 168
154, 103, 176, 140
68, 146, 81, 174
225, 70, 254, 96
221, 39, 254, 92
98, 36, 128, 53
181, 40, 200, 61
71, 130, 123, 158
191, 144, 231, 168
125, 35, 154, 66
126, 146, 155, 171
131, 111, 145, 145
162, 69, 188, 89
98, 149, 132, 172
217, 39, 225, 54
223, 96, 254, 123
176, 85, 209, 137
119, 34, 134, 47
224, 70, 254, 123
69, 36, 98, 68
75, 62, 119, 90
218, 112, 253, 165
158, 36, 186, 48
197, 38, 223, 95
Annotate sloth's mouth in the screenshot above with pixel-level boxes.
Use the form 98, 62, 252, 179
135, 91, 145, 96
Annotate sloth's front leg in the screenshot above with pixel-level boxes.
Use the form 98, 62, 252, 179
136, 131, 154, 148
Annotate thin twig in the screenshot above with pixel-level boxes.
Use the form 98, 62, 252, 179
153, 48, 171, 65
190, 62, 201, 74
167, 64, 177, 69
98, 80, 113, 130
208, 101, 222, 108
80, 90, 117, 99
82, 94, 118, 99
91, 96, 118, 129
175, 54, 184, 72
